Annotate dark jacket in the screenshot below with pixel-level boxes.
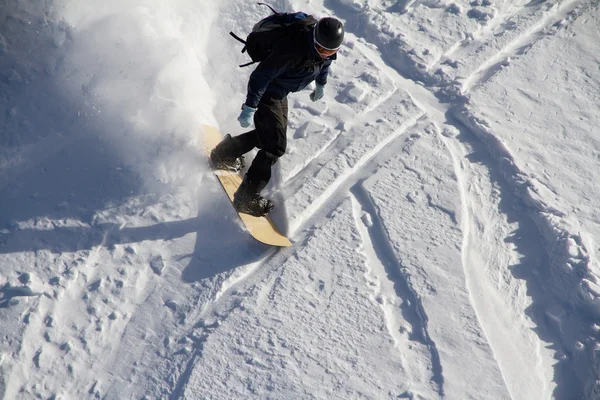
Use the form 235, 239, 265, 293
245, 27, 335, 109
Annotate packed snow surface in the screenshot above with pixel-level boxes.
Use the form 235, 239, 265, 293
1, 0, 599, 398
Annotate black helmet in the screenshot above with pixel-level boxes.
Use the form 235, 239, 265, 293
315, 17, 344, 50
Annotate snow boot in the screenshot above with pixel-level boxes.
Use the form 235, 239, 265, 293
210, 134, 245, 172
233, 174, 274, 217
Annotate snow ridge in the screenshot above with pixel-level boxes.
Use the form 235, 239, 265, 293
453, 19, 599, 400
444, 3, 600, 397
351, 186, 445, 396
448, 7, 599, 394
456, 108, 600, 397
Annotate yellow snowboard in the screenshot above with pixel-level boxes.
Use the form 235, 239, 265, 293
202, 124, 292, 247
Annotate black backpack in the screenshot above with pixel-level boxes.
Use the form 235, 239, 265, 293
230, 3, 318, 68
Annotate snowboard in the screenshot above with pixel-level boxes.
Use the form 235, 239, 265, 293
202, 124, 292, 247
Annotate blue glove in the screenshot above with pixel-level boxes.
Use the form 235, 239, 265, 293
310, 83, 325, 102
237, 104, 256, 128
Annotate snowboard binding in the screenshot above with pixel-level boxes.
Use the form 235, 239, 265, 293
234, 174, 274, 217
210, 134, 245, 172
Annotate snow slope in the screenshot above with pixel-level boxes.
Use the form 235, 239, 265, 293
1, 0, 599, 398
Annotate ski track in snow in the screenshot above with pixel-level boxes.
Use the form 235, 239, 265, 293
350, 187, 445, 396
460, 0, 583, 93
288, 105, 426, 235
429, 0, 541, 70
429, 0, 580, 82
351, 0, 598, 397
436, 122, 554, 398
348, 37, 528, 398
168, 245, 286, 398
316, 0, 596, 396
444, 2, 600, 395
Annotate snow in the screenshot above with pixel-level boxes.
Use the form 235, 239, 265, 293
1, 0, 599, 398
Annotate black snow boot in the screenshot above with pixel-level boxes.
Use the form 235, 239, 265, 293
233, 174, 274, 217
210, 134, 245, 172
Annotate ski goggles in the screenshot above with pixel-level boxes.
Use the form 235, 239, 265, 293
313, 31, 340, 58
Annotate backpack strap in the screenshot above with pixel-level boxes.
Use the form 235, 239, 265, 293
240, 60, 258, 68
230, 3, 281, 58
257, 2, 280, 15
230, 32, 247, 48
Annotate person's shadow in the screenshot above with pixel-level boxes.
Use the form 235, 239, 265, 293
1, 194, 269, 284
0, 109, 269, 282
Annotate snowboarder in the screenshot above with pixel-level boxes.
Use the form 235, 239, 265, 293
210, 14, 345, 217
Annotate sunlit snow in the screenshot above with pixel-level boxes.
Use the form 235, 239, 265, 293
1, 0, 599, 399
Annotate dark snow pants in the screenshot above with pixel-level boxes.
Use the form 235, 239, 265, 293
233, 93, 288, 185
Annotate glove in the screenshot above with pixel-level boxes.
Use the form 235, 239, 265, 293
237, 104, 256, 128
310, 83, 325, 102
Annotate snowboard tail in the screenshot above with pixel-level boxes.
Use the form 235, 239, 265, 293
202, 124, 292, 247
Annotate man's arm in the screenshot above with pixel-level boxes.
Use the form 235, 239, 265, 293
245, 49, 298, 108
315, 57, 334, 86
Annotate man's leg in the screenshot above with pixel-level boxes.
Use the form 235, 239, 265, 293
210, 130, 259, 171
231, 130, 259, 155
246, 95, 288, 185
234, 95, 288, 216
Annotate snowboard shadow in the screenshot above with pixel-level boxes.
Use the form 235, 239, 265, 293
180, 188, 274, 283
0, 200, 272, 283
